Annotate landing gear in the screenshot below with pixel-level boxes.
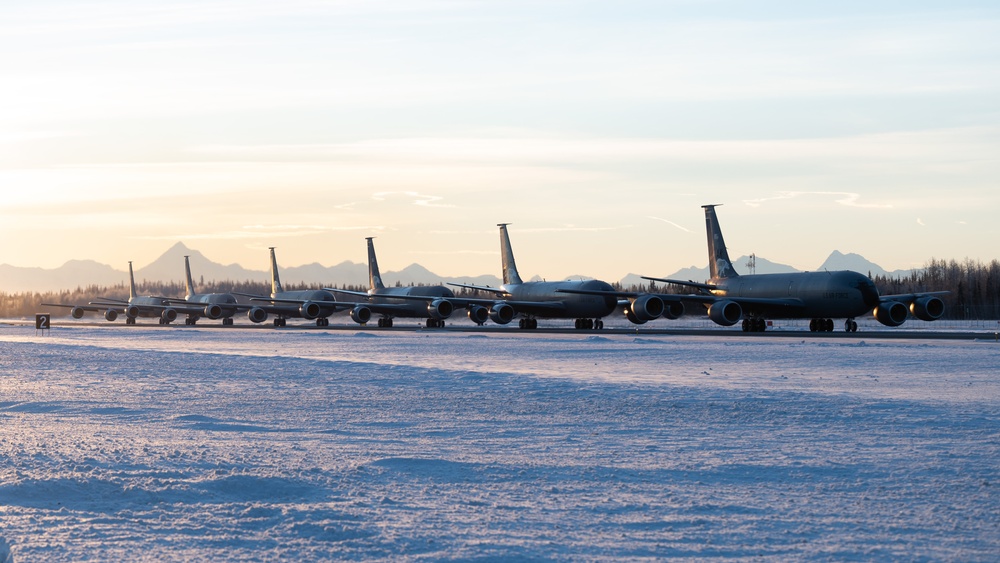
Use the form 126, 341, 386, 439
844, 319, 858, 333
223, 318, 234, 326
573, 318, 604, 330
809, 318, 835, 332
274, 318, 287, 327
377, 317, 394, 328
315, 318, 329, 327
742, 317, 767, 332
185, 317, 198, 326
518, 318, 538, 329
126, 317, 136, 325
426, 319, 445, 328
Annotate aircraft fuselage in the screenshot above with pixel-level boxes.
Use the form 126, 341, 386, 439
505, 279, 618, 319
710, 270, 881, 319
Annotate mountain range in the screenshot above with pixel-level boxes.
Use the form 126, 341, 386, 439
1, 243, 913, 294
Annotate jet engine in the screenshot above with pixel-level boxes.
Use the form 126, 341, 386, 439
427, 299, 454, 320
161, 308, 178, 323
707, 300, 742, 326
104, 309, 119, 322
247, 307, 268, 323
126, 305, 140, 319
910, 296, 945, 322
350, 305, 372, 324
71, 307, 86, 319
874, 301, 908, 327
467, 305, 489, 324
299, 301, 321, 320
203, 304, 224, 320
624, 295, 665, 324
489, 302, 515, 325
661, 300, 684, 320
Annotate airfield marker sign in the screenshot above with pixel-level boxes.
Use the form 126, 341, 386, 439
35, 313, 51, 335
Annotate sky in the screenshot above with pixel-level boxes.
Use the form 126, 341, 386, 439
2, 0, 999, 282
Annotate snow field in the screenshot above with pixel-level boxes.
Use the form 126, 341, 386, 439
1, 324, 998, 561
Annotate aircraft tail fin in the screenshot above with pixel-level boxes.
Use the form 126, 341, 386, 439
366, 237, 386, 290
703, 204, 738, 279
498, 223, 523, 285
183, 255, 197, 298
128, 261, 137, 300
269, 247, 284, 295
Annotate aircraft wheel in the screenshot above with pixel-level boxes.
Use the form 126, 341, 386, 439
742, 319, 751, 332
520, 319, 527, 329
596, 319, 604, 329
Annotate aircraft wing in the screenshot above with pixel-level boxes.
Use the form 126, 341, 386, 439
248, 296, 352, 311
641, 276, 718, 293
41, 303, 122, 313
879, 291, 950, 305
447, 282, 508, 296
325, 289, 499, 309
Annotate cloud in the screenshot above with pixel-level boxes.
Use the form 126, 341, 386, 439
647, 216, 693, 233
131, 224, 386, 241
371, 191, 454, 208
743, 191, 893, 209
917, 218, 926, 226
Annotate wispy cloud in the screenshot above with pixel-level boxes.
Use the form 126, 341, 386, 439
743, 192, 893, 209
371, 191, 454, 208
647, 216, 693, 233
132, 224, 386, 241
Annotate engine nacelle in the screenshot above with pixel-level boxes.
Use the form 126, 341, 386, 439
427, 299, 454, 320
489, 302, 515, 325
661, 300, 684, 320
874, 301, 907, 327
299, 301, 321, 320
467, 305, 489, 324
707, 300, 742, 326
203, 304, 224, 320
161, 308, 178, 323
126, 305, 140, 319
350, 305, 372, 324
247, 307, 268, 323
104, 309, 119, 322
626, 295, 665, 323
71, 307, 86, 319
910, 296, 945, 322
624, 308, 646, 325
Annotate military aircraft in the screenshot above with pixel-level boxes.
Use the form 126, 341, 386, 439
162, 256, 259, 326
44, 261, 188, 324
324, 237, 468, 328
448, 224, 617, 329
642, 204, 948, 332
236, 247, 344, 327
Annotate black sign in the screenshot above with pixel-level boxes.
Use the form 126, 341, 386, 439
35, 313, 51, 330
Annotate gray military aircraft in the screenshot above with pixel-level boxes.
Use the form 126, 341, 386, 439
237, 247, 344, 327
90, 261, 184, 325
325, 237, 466, 328
162, 255, 259, 326
448, 224, 617, 329
643, 204, 947, 332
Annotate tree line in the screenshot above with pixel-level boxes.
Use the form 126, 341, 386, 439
3, 257, 999, 320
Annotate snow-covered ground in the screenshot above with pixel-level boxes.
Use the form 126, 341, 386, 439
1, 323, 998, 561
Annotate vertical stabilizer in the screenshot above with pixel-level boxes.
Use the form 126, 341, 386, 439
366, 237, 385, 290
269, 247, 284, 295
183, 255, 196, 299
498, 223, 523, 285
128, 261, 137, 300
703, 205, 738, 279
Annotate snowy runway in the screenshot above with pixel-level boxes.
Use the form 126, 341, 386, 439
2, 324, 998, 561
